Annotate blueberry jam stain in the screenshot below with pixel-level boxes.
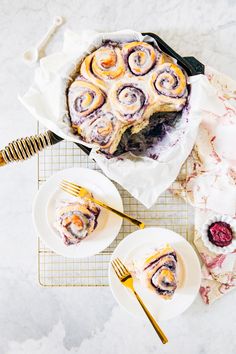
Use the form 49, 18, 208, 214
112, 111, 181, 157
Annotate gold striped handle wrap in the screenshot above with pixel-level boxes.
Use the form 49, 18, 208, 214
0, 131, 55, 166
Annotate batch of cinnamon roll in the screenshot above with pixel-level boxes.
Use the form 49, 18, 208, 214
67, 40, 188, 155
56, 40, 188, 299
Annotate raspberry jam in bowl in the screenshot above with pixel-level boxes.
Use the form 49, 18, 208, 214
208, 222, 233, 247
202, 215, 236, 254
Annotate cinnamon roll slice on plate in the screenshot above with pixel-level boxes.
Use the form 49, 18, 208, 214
33, 167, 123, 258
55, 192, 100, 246
136, 244, 178, 300
109, 227, 201, 320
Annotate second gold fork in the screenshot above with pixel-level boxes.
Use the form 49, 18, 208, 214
112, 258, 168, 344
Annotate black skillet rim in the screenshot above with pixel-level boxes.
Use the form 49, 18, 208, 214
144, 32, 204, 76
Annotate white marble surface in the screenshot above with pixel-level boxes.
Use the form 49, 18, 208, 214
0, 1, 236, 353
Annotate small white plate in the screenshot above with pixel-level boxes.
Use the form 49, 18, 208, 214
33, 167, 123, 258
109, 227, 201, 321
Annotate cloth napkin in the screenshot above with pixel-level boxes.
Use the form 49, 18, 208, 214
172, 66, 236, 304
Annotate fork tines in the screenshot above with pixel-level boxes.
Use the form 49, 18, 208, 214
111, 258, 130, 279
61, 180, 82, 190
60, 180, 82, 197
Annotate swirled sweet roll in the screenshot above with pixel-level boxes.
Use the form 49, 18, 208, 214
109, 82, 147, 124
68, 77, 105, 127
140, 244, 178, 300
123, 41, 163, 76
81, 43, 125, 89
151, 62, 187, 111
55, 194, 100, 246
109, 80, 159, 134
79, 110, 126, 154
68, 76, 128, 154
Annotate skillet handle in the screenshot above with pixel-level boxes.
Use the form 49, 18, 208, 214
0, 130, 63, 167
182, 56, 205, 75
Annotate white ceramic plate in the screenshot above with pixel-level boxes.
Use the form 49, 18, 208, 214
33, 167, 123, 258
109, 227, 201, 321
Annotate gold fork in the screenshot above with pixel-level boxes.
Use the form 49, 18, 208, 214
60, 180, 145, 229
111, 258, 168, 344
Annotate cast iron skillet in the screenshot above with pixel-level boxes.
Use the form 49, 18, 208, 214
0, 32, 204, 167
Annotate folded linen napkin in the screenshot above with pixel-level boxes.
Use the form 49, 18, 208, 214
171, 66, 236, 304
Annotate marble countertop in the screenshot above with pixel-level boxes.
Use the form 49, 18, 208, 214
0, 1, 236, 353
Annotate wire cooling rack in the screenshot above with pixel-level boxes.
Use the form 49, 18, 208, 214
37, 129, 193, 287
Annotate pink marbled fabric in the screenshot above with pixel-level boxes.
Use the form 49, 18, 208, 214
172, 66, 236, 304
